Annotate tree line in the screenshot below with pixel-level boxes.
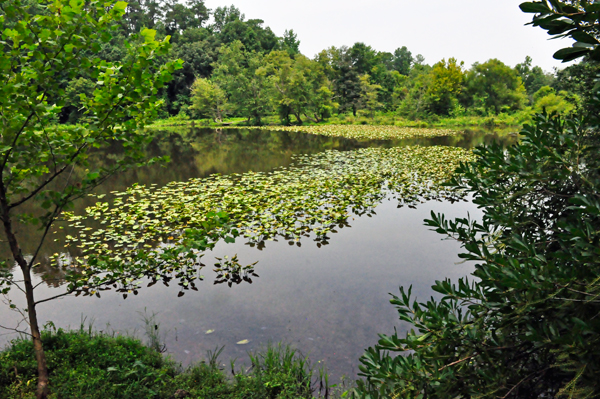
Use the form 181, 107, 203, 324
58, 0, 599, 125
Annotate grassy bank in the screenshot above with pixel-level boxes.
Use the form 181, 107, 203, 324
147, 110, 533, 130
0, 328, 341, 399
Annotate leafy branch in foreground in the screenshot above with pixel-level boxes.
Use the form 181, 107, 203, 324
0, 0, 182, 397
521, 0, 600, 62
355, 111, 600, 398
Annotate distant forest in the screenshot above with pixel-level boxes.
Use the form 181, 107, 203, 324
62, 0, 600, 125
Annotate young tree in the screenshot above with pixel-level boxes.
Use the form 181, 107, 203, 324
189, 78, 229, 122
358, 74, 383, 117
0, 1, 182, 397
425, 58, 465, 115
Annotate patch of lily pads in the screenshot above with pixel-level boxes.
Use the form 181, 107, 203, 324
58, 145, 473, 297
225, 125, 458, 141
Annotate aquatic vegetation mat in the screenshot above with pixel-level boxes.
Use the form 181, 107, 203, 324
59, 146, 473, 295
226, 125, 458, 141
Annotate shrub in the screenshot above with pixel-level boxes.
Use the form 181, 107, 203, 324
355, 110, 600, 398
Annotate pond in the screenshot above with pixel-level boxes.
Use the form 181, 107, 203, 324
0, 126, 516, 381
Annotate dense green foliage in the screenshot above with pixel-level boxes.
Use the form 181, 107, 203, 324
50, 0, 592, 126
356, 110, 600, 398
0, 328, 323, 398
5, 0, 600, 397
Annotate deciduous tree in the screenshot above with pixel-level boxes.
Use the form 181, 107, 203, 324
464, 59, 527, 114
0, 1, 182, 397
189, 78, 229, 122
425, 58, 465, 115
213, 40, 273, 125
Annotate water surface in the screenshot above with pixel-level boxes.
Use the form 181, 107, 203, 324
0, 127, 511, 379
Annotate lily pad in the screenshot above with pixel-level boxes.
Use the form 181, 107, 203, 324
58, 144, 474, 296
224, 125, 459, 141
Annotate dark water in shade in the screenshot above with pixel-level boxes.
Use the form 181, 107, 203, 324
0, 127, 513, 380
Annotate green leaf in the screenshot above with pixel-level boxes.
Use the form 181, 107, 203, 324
571, 31, 599, 45
519, 2, 551, 13
553, 47, 590, 61
140, 28, 157, 43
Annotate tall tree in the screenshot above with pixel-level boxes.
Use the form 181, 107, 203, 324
425, 58, 465, 115
267, 51, 336, 124
393, 46, 413, 75
213, 40, 273, 125
320, 46, 362, 116
280, 29, 300, 57
515, 56, 554, 98
211, 5, 244, 32
464, 59, 527, 114
349, 42, 379, 75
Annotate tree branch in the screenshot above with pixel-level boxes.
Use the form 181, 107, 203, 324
27, 205, 63, 270
437, 354, 476, 372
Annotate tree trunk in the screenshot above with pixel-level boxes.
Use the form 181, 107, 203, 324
253, 111, 261, 126
304, 114, 318, 124
1, 204, 49, 399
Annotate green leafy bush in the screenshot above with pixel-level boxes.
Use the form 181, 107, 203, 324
354, 109, 600, 398
0, 328, 176, 399
0, 329, 328, 399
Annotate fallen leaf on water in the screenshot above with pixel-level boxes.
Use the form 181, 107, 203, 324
236, 339, 249, 345
205, 329, 215, 334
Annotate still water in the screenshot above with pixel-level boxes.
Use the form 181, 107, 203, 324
0, 127, 514, 380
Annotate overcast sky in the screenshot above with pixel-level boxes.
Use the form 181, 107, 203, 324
204, 0, 574, 72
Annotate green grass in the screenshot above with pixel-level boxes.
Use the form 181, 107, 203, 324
147, 110, 533, 130
0, 328, 341, 399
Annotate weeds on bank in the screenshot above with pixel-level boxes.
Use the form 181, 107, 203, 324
0, 326, 344, 398
148, 110, 532, 130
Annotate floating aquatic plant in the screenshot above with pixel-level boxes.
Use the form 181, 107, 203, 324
225, 125, 458, 141
58, 146, 473, 297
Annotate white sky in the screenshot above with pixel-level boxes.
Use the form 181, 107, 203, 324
204, 0, 575, 72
